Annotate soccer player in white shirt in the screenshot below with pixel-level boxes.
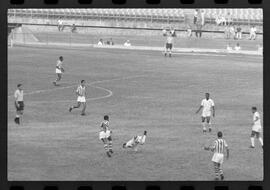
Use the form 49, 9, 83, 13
99, 115, 113, 157
204, 131, 229, 180
53, 56, 65, 86
69, 80, 87, 116
123, 131, 147, 152
14, 84, 24, 125
250, 107, 263, 148
164, 28, 176, 57
196, 93, 215, 133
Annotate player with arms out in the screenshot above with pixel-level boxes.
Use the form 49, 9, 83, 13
99, 115, 113, 157
69, 80, 87, 116
14, 84, 24, 125
53, 56, 65, 86
163, 27, 176, 57
204, 131, 229, 181
250, 106, 263, 148
123, 131, 147, 152
196, 93, 215, 133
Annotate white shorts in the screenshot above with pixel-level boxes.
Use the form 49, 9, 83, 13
252, 125, 262, 133
56, 68, 62, 74
202, 110, 211, 117
77, 96, 86, 103
99, 130, 111, 140
212, 153, 224, 164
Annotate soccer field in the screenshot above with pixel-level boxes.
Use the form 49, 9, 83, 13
8, 45, 263, 181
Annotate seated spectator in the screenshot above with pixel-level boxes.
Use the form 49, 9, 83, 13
71, 24, 77, 33
234, 43, 241, 51
249, 25, 257, 40
124, 40, 131, 47
236, 25, 242, 40
227, 43, 233, 51
186, 26, 192, 38
98, 39, 104, 45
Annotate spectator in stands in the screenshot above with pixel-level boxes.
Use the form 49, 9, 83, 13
98, 39, 104, 46
227, 43, 233, 51
236, 25, 242, 40
249, 25, 257, 40
57, 17, 64, 31
186, 26, 192, 38
71, 24, 77, 33
226, 12, 233, 26
124, 40, 131, 47
234, 43, 241, 51
194, 9, 199, 24
201, 10, 205, 26
224, 26, 230, 39
229, 25, 236, 39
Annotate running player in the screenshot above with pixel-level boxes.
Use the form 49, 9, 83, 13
14, 84, 24, 125
196, 93, 215, 133
99, 115, 113, 157
204, 131, 229, 181
123, 131, 147, 151
250, 107, 263, 148
69, 80, 86, 116
164, 28, 176, 57
53, 56, 64, 86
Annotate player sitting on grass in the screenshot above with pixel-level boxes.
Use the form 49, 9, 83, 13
69, 80, 87, 116
99, 115, 113, 157
204, 131, 229, 181
123, 131, 147, 152
53, 56, 64, 86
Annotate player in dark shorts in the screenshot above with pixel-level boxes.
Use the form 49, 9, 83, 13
14, 84, 24, 125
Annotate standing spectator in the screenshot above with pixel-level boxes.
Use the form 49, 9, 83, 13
194, 9, 199, 24
226, 12, 233, 26
229, 25, 236, 39
201, 10, 205, 26
236, 25, 242, 40
249, 25, 257, 40
224, 26, 230, 39
57, 17, 64, 31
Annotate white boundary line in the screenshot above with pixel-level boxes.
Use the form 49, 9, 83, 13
8, 75, 146, 105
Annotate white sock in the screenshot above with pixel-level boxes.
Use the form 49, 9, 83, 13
251, 137, 255, 147
202, 122, 206, 131
259, 137, 263, 146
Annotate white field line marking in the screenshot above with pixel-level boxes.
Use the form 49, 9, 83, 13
8, 75, 146, 106
173, 52, 226, 57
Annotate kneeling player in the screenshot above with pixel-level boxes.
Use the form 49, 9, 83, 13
99, 115, 113, 157
123, 131, 147, 151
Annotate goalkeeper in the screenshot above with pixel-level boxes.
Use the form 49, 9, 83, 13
53, 56, 65, 86
123, 131, 147, 151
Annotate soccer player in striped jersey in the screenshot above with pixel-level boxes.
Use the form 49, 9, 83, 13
53, 56, 64, 86
204, 131, 229, 181
99, 115, 113, 157
14, 84, 24, 125
250, 107, 263, 148
123, 131, 147, 152
69, 80, 86, 116
196, 93, 215, 133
